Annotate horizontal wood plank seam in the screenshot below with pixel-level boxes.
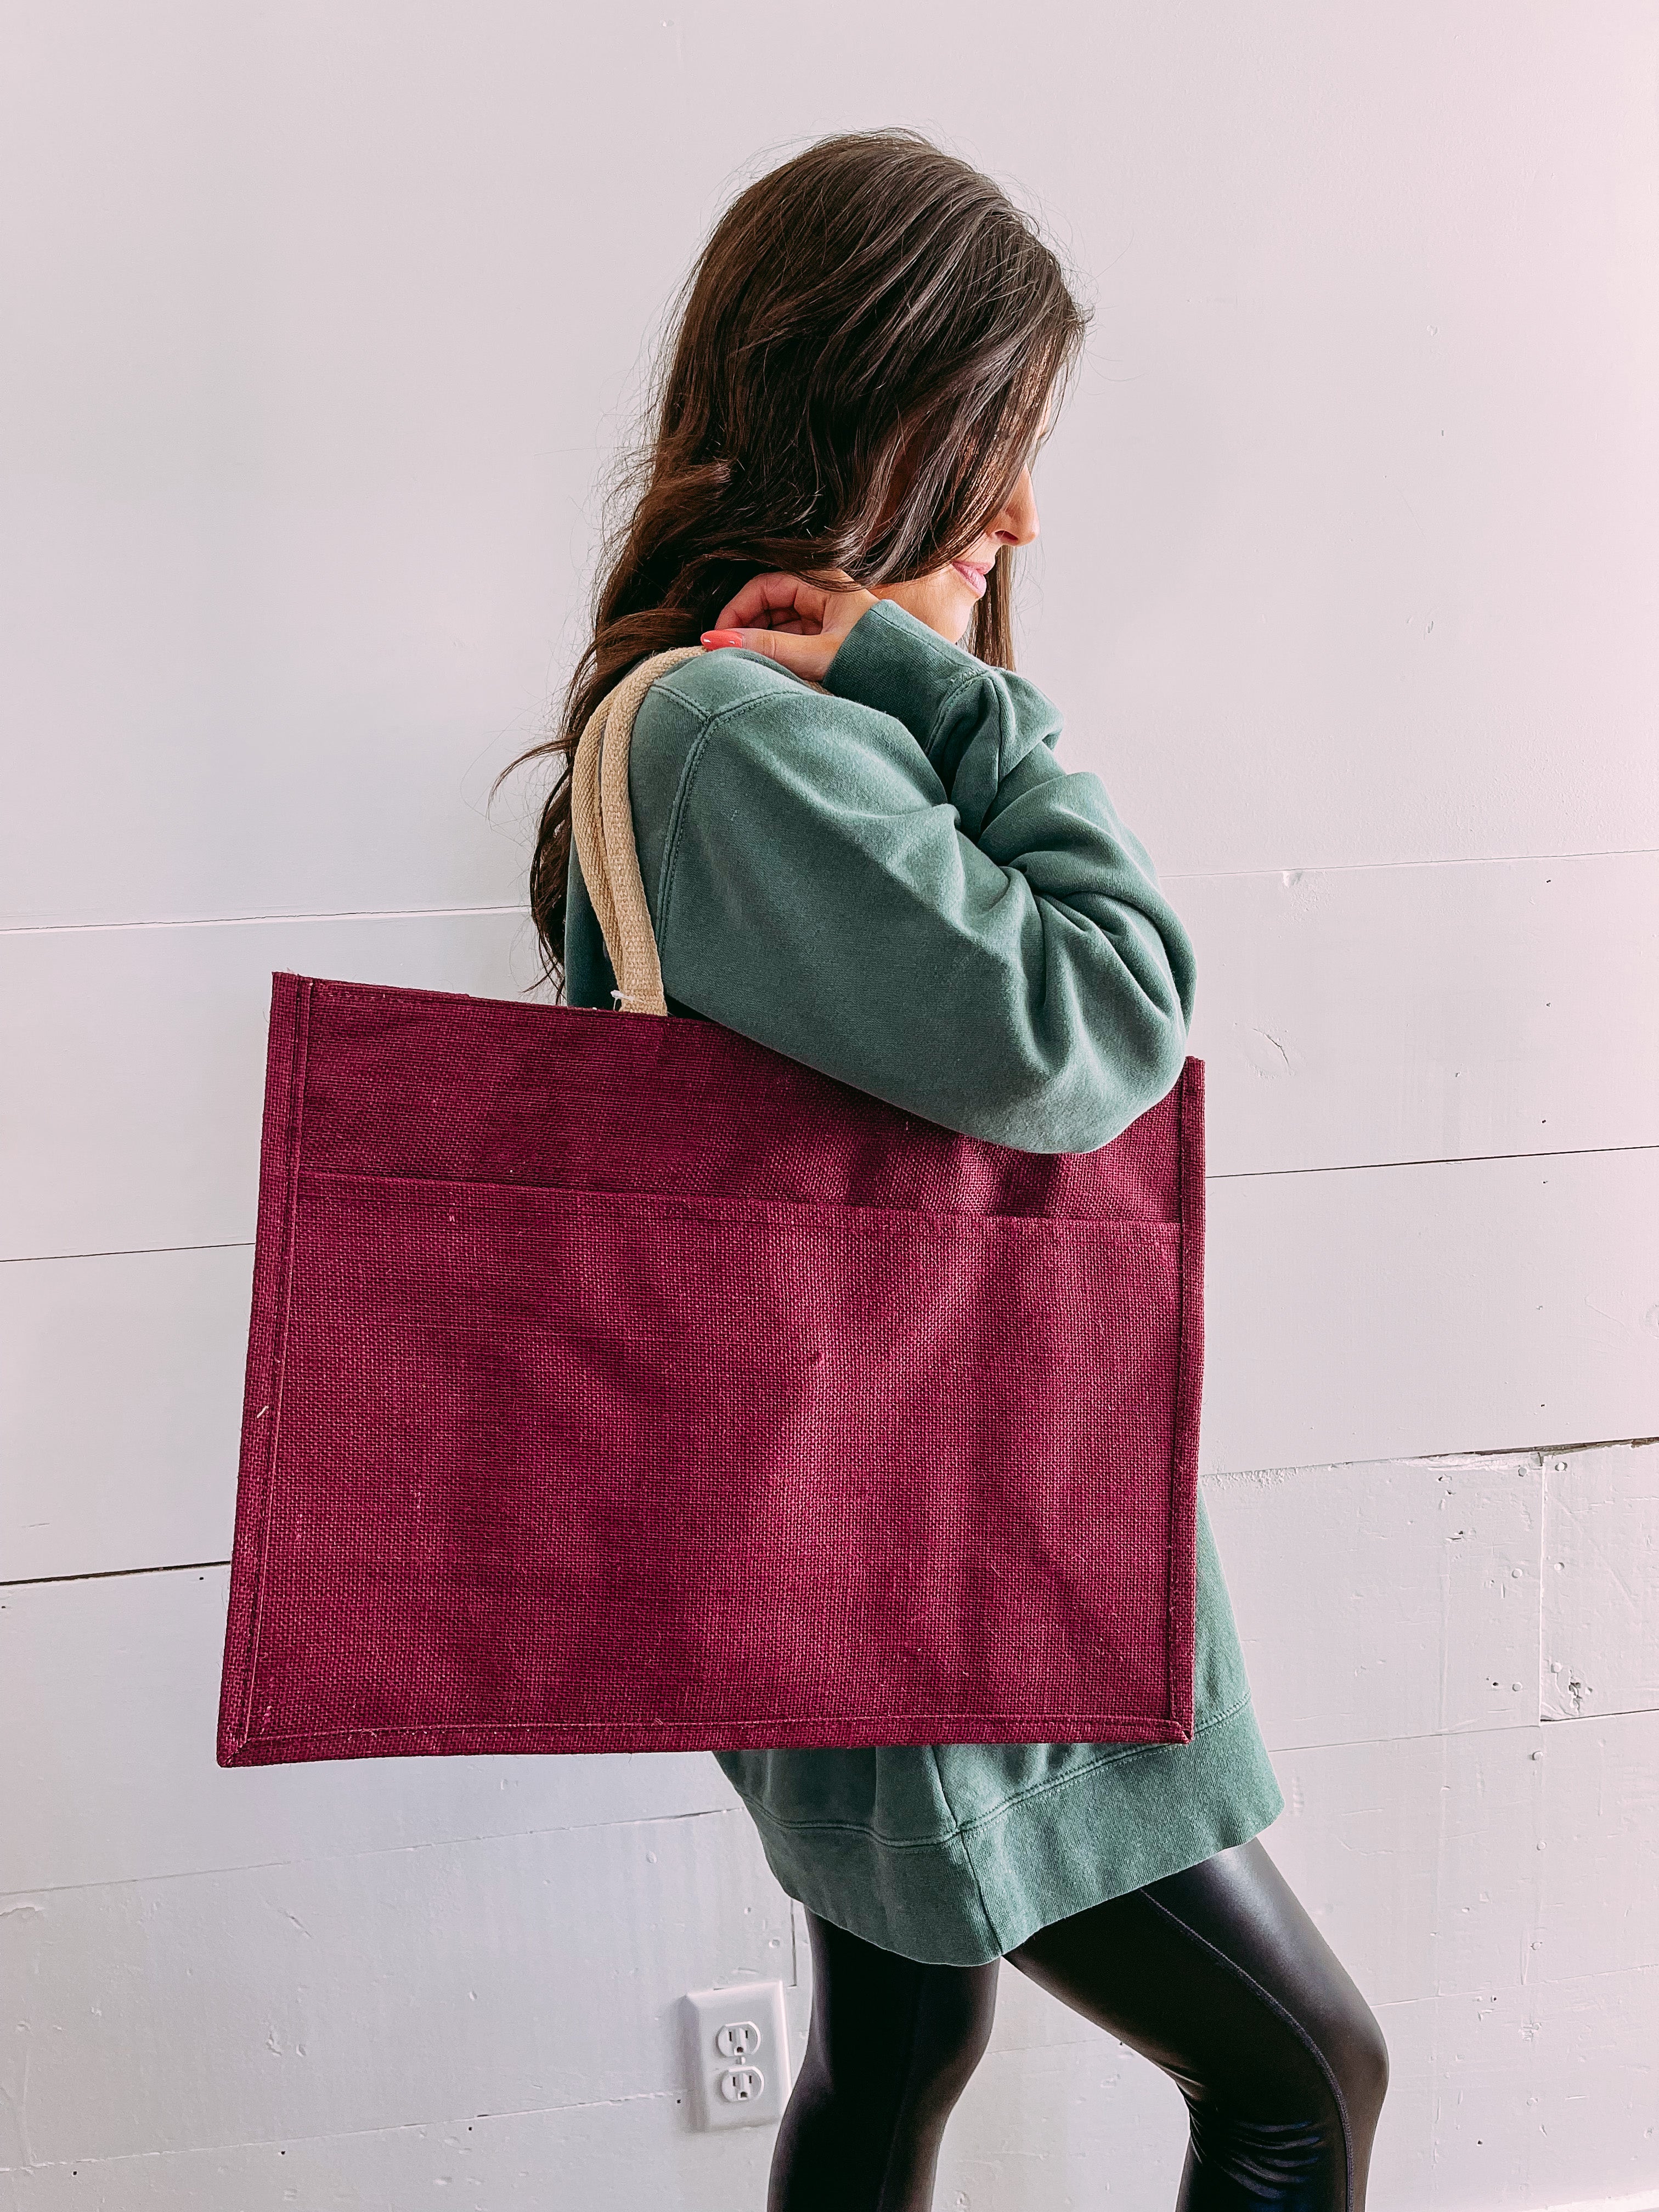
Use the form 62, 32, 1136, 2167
0, 904, 526, 938
7, 1138, 1657, 1267
5, 842, 1659, 941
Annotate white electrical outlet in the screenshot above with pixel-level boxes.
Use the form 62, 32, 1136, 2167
682, 1979, 793, 2130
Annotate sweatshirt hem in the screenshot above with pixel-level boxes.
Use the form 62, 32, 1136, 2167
728, 1696, 1285, 1967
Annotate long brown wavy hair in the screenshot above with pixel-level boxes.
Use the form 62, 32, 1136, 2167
501, 128, 1090, 991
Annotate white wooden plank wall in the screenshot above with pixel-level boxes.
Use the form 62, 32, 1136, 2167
3, 5, 1656, 2208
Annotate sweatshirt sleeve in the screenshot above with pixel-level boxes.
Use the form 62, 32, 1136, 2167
628, 597, 1197, 1155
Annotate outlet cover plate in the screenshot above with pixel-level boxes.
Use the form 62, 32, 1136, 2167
682, 1979, 793, 2130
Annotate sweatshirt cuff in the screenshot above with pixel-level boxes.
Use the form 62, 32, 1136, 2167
823, 599, 984, 755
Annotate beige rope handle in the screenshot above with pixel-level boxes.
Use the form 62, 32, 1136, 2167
570, 646, 705, 1015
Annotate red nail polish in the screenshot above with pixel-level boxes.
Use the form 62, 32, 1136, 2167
701, 630, 745, 648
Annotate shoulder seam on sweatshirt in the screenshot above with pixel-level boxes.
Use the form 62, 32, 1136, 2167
656, 691, 787, 941
651, 680, 919, 944
644, 685, 780, 936
923, 662, 995, 759
652, 669, 821, 721
653, 679, 760, 721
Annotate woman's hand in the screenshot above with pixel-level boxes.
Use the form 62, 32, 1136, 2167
702, 569, 881, 682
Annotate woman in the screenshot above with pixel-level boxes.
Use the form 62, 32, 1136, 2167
514, 129, 1387, 2212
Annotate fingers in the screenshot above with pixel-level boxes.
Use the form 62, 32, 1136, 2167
713, 572, 828, 634
702, 568, 875, 680
699, 627, 832, 681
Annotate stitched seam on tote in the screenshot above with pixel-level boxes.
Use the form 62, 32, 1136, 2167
730, 1693, 1261, 1844
235, 978, 312, 1748
295, 1169, 1179, 1233
239, 1708, 1198, 1751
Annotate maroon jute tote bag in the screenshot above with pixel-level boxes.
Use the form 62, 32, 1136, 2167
217, 648, 1206, 1768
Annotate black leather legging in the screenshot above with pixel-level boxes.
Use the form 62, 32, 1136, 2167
768, 1837, 1389, 2212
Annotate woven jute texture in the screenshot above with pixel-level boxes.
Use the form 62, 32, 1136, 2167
569, 644, 704, 1013
217, 654, 1205, 1768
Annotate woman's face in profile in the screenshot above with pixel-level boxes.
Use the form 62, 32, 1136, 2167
703, 400, 1056, 668
870, 415, 1046, 645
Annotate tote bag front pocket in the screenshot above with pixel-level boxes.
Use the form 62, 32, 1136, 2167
221, 1166, 1194, 1764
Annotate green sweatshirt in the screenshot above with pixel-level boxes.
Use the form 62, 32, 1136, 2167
563, 597, 1282, 1965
